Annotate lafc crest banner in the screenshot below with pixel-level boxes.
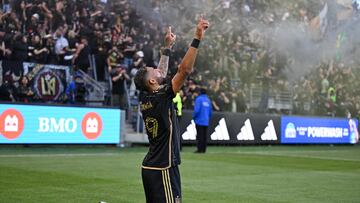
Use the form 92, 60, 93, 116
0, 61, 70, 101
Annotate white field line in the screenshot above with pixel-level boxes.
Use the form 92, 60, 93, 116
217, 151, 360, 162
0, 150, 359, 162
0, 153, 120, 158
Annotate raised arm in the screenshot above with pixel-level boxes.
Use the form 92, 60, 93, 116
172, 17, 209, 93
157, 26, 176, 78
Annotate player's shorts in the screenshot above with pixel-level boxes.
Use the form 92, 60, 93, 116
142, 166, 181, 203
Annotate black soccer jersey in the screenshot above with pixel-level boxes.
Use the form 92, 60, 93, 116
140, 82, 181, 170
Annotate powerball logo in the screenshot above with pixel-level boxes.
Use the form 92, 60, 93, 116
285, 122, 296, 138
81, 112, 103, 139
0, 109, 25, 139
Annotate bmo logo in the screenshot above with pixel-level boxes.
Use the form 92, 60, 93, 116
81, 112, 102, 139
38, 117, 77, 133
38, 112, 102, 139
0, 109, 25, 139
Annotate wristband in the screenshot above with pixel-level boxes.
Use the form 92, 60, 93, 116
162, 48, 171, 56
191, 38, 200, 48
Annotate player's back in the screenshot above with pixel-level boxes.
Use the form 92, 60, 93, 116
139, 83, 181, 170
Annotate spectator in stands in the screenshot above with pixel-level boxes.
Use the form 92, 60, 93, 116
132, 50, 145, 70
142, 40, 155, 67
54, 26, 69, 64
31, 34, 49, 64
15, 75, 33, 103
52, 0, 66, 30
111, 66, 130, 110
107, 47, 123, 72
0, 79, 14, 101
258, 67, 272, 113
2, 0, 10, 13
320, 72, 329, 98
0, 40, 11, 60
123, 36, 136, 69
212, 91, 231, 112
12, 34, 28, 62
128, 50, 145, 96
73, 36, 91, 72
44, 34, 57, 64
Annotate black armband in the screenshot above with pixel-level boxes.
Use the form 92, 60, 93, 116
162, 48, 171, 56
191, 38, 200, 48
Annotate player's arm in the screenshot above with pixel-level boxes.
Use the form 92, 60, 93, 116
158, 27, 176, 78
172, 17, 209, 93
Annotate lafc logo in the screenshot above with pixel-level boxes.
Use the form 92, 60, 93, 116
81, 112, 102, 139
0, 109, 25, 139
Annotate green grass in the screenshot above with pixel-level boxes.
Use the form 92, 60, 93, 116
0, 145, 359, 203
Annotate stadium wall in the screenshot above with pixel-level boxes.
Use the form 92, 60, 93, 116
0, 105, 358, 145
180, 110, 359, 145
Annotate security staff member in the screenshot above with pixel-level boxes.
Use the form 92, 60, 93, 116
193, 88, 212, 153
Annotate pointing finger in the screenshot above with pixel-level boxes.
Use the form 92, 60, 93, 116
167, 26, 172, 35
199, 14, 204, 22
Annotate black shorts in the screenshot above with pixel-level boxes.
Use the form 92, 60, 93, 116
142, 166, 181, 203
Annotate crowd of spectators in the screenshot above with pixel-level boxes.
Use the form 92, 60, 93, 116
0, 0, 359, 119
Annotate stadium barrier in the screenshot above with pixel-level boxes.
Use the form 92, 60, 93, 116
180, 110, 281, 144
0, 103, 121, 144
1, 104, 357, 145
180, 110, 359, 145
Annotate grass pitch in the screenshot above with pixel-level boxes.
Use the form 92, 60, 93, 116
0, 145, 359, 203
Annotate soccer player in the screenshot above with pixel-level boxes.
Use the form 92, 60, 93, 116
134, 17, 209, 203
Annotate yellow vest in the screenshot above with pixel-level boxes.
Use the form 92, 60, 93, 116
173, 93, 182, 116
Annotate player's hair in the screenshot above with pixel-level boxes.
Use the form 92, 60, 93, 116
134, 67, 149, 92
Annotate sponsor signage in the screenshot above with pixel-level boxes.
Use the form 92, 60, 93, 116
0, 103, 120, 144
281, 116, 359, 144
180, 111, 280, 144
